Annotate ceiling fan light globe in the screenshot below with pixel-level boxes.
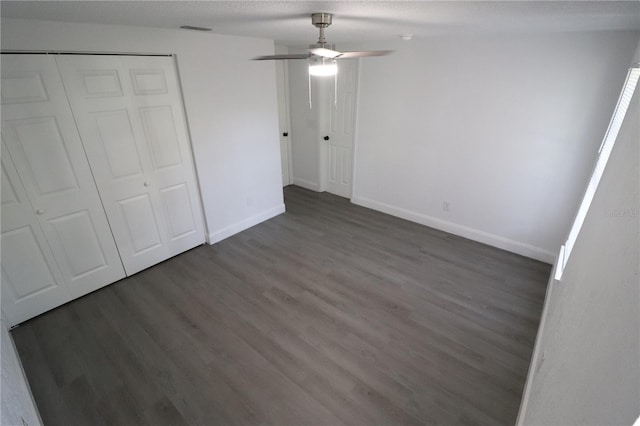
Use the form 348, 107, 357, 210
309, 63, 338, 77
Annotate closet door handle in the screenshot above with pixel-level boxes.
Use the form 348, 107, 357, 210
36, 209, 45, 215
143, 182, 150, 187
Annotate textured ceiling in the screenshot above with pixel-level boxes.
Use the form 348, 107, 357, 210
2, 1, 639, 45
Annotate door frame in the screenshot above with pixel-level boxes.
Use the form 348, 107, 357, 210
349, 58, 363, 202
318, 58, 360, 198
275, 45, 294, 187
172, 54, 212, 240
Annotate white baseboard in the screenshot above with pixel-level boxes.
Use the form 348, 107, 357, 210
351, 195, 556, 264
292, 177, 321, 192
207, 203, 286, 244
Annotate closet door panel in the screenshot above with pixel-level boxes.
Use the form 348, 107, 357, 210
125, 56, 205, 256
1, 140, 70, 325
1, 55, 126, 314
2, 228, 59, 298
159, 183, 198, 240
118, 193, 164, 254
56, 55, 205, 275
92, 109, 144, 179
47, 210, 111, 280
84, 104, 172, 270
56, 55, 171, 274
8, 116, 78, 195
140, 105, 182, 169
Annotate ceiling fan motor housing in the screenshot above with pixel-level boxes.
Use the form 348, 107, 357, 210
311, 13, 333, 28
309, 43, 336, 50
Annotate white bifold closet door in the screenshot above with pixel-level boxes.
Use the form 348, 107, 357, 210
56, 55, 205, 276
1, 55, 126, 325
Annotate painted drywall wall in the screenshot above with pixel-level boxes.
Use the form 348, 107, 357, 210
516, 55, 639, 425
354, 31, 639, 262
288, 31, 638, 262
1, 318, 42, 426
1, 18, 285, 243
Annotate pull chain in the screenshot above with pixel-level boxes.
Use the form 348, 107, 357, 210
334, 60, 338, 106
308, 67, 312, 109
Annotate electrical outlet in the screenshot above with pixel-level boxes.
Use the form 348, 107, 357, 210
443, 201, 450, 212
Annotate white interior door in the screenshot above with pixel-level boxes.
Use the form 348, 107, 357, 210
1, 55, 126, 324
56, 55, 205, 275
276, 59, 292, 187
326, 59, 358, 198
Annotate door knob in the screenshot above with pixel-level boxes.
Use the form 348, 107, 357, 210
36, 209, 45, 215
324, 136, 330, 141
143, 182, 150, 187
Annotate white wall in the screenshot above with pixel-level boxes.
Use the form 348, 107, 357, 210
517, 46, 639, 424
1, 18, 285, 244
289, 31, 639, 262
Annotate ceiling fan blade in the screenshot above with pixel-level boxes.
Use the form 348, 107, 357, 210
336, 50, 394, 59
252, 54, 311, 61
310, 47, 342, 58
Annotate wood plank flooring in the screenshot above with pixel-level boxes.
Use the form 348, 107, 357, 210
12, 186, 551, 425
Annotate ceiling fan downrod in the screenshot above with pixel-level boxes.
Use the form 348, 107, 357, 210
311, 12, 333, 46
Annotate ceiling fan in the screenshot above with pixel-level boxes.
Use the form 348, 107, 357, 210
253, 13, 392, 76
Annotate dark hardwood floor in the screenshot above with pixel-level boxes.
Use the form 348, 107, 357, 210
12, 186, 551, 425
